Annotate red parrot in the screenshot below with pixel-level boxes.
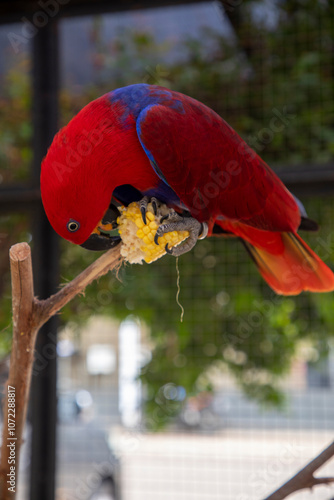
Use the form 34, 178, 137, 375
40, 84, 334, 295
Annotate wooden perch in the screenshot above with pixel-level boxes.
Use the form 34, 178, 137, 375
264, 440, 334, 500
0, 242, 122, 500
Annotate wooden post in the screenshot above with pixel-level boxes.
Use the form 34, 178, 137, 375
0, 242, 122, 500
0, 244, 37, 499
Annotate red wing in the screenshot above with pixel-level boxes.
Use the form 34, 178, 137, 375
136, 94, 300, 232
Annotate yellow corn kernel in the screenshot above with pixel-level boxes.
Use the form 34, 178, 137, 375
135, 218, 144, 229
146, 212, 155, 222
142, 235, 151, 245
149, 220, 158, 230
117, 201, 189, 264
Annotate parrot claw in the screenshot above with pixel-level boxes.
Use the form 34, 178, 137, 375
151, 198, 158, 216
165, 243, 173, 254
139, 196, 159, 225
155, 213, 208, 257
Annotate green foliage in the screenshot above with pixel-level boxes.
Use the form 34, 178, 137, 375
1, 1, 334, 428
0, 58, 32, 183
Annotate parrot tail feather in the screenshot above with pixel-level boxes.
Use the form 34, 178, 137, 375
241, 232, 334, 295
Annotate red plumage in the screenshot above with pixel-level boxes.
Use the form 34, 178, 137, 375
40, 84, 334, 294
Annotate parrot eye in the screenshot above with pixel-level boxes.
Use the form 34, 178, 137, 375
67, 220, 80, 232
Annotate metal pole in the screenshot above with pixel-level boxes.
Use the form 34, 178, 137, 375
30, 20, 59, 500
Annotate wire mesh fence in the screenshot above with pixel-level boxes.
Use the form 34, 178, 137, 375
0, 1, 334, 499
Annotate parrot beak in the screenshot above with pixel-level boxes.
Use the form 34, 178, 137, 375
80, 232, 121, 251
80, 204, 122, 251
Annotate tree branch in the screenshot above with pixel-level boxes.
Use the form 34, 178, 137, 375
35, 243, 122, 328
264, 440, 334, 500
0, 242, 122, 500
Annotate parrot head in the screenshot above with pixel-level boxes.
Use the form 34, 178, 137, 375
40, 96, 122, 251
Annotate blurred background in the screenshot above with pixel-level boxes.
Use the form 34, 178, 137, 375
0, 1, 334, 499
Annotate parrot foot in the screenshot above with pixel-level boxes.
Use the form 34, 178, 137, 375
139, 196, 159, 225
154, 212, 208, 257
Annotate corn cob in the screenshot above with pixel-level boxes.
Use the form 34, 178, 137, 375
117, 201, 189, 264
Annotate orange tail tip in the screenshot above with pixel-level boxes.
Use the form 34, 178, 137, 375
243, 232, 334, 295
